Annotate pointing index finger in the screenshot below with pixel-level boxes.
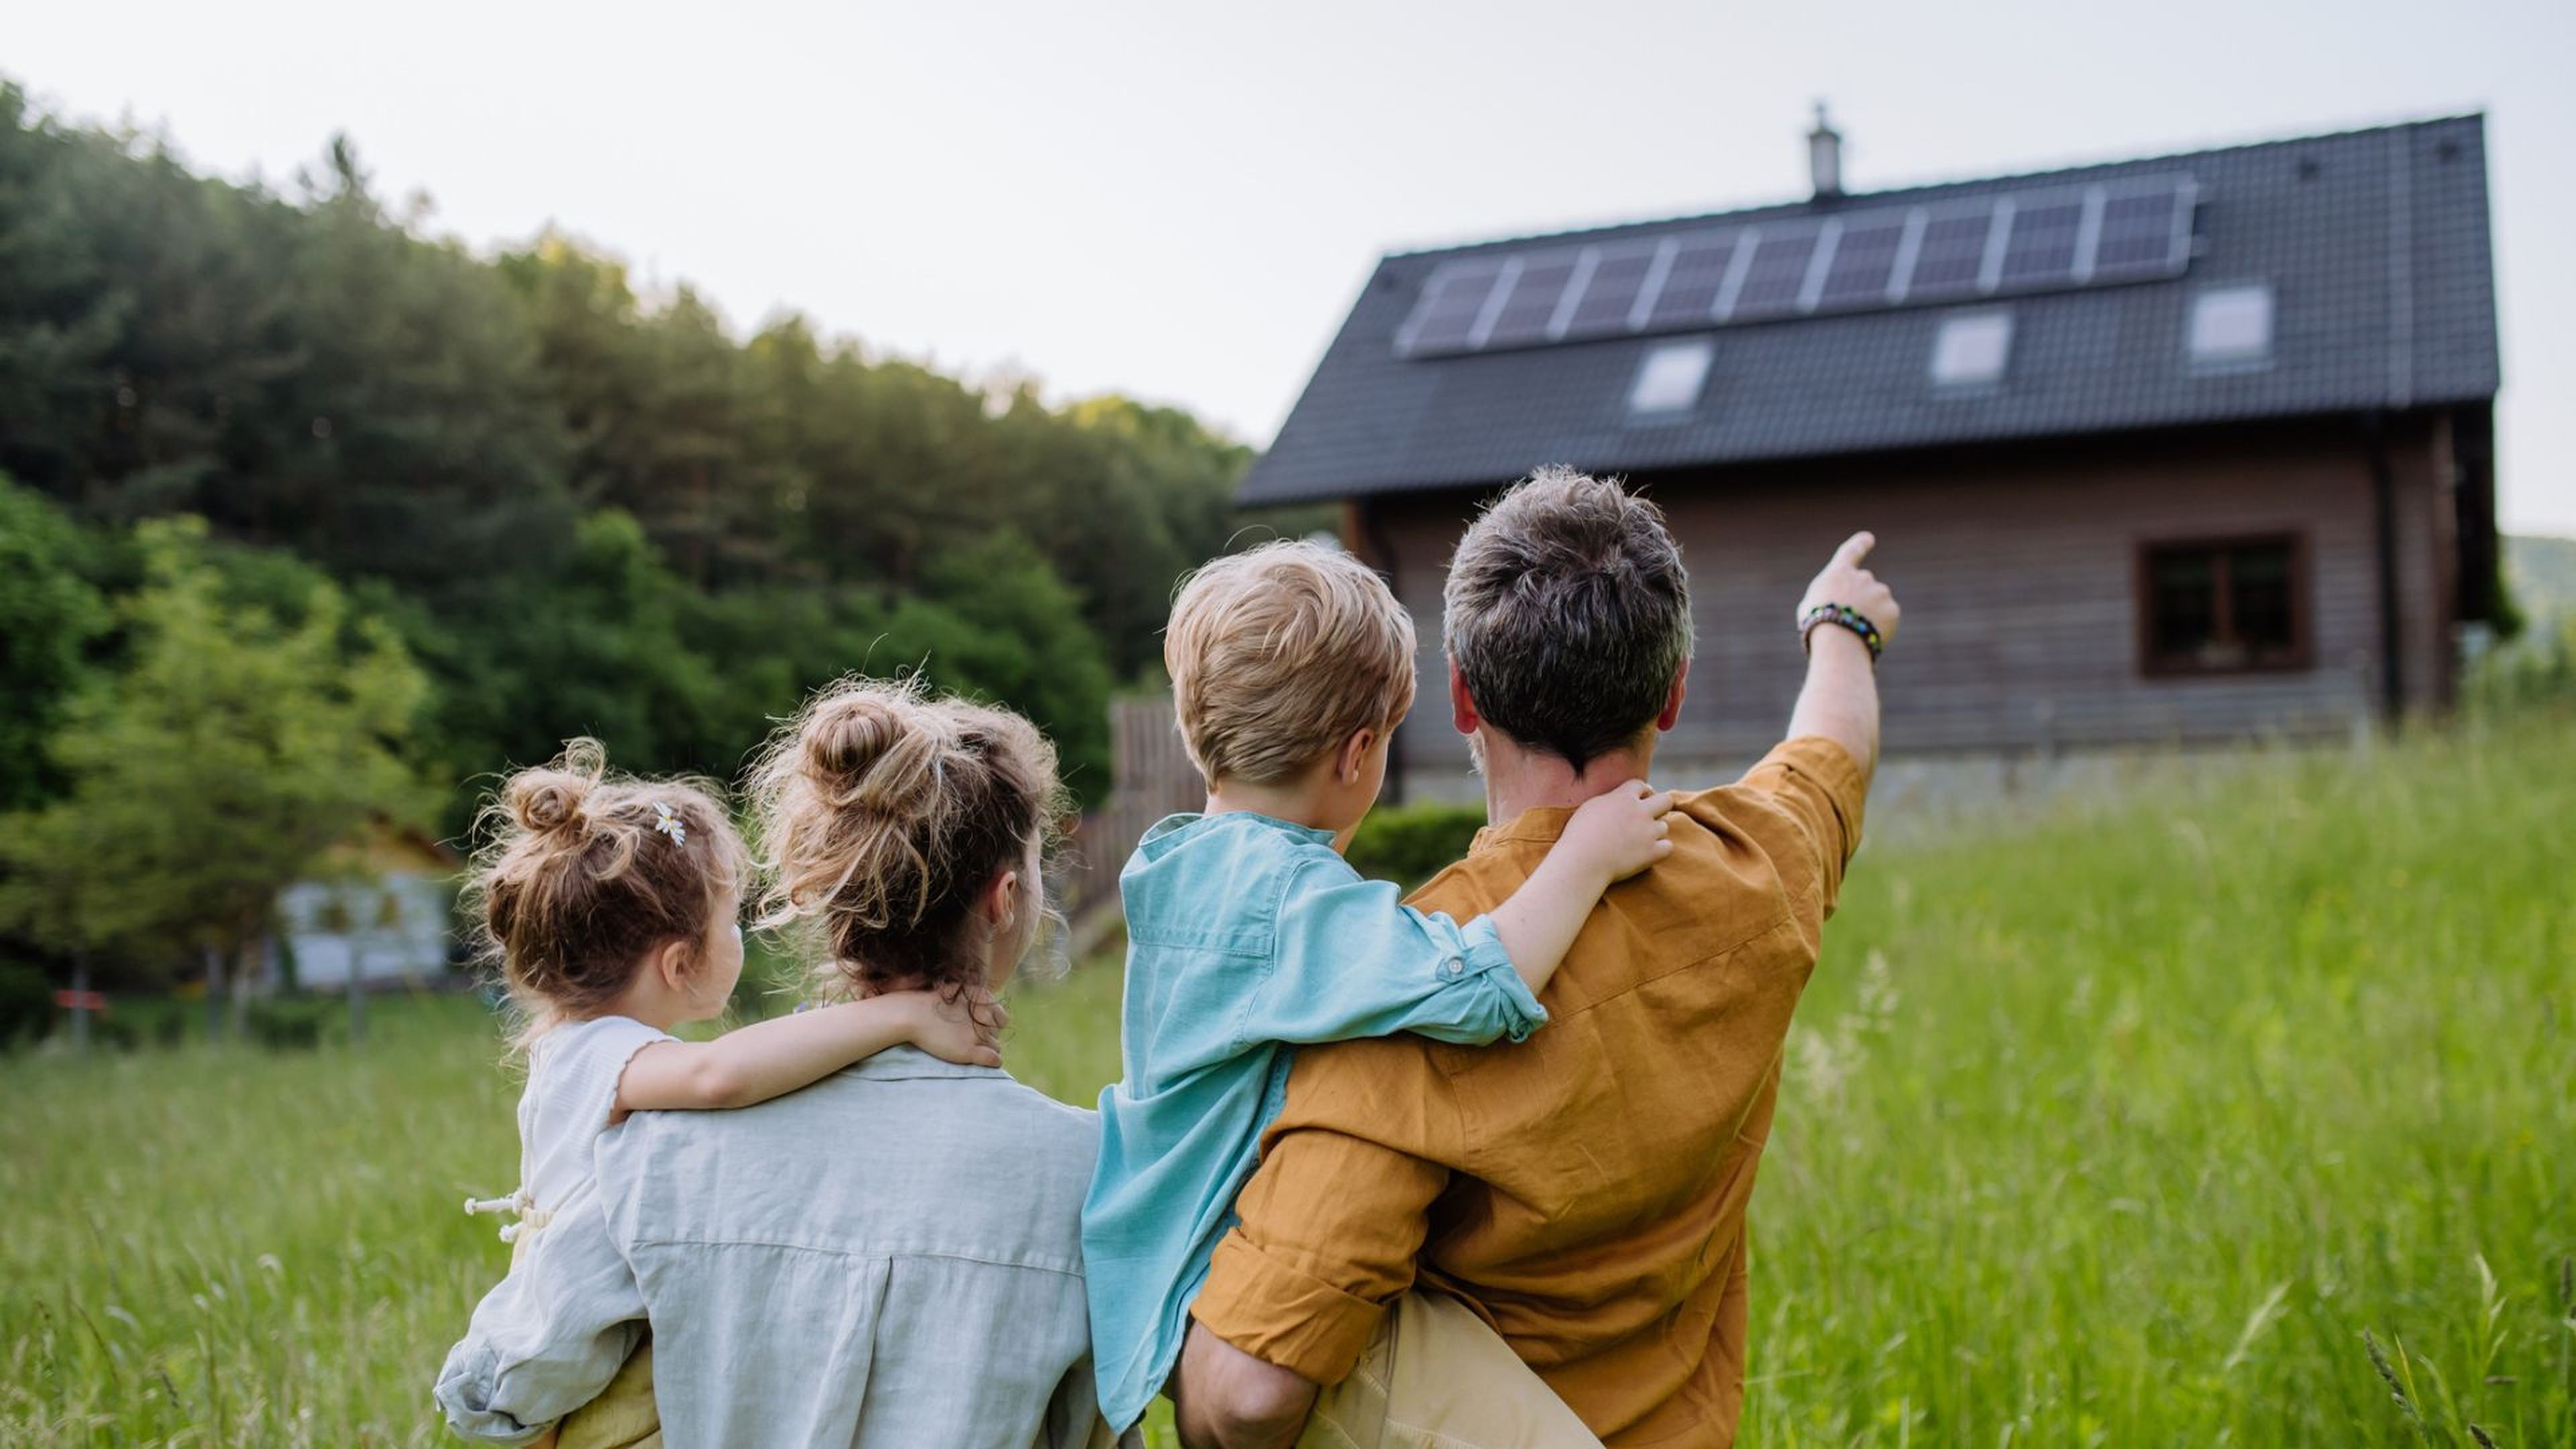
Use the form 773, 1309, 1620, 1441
1834, 531, 1876, 568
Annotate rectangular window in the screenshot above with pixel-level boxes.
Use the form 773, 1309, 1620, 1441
1627, 339, 1713, 415
2188, 282, 2274, 368
2138, 535, 2307, 674
1930, 310, 2012, 389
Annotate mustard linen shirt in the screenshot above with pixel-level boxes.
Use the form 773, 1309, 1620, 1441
1192, 737, 1868, 1448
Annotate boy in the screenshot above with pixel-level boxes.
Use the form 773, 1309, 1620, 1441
1083, 539, 1673, 1443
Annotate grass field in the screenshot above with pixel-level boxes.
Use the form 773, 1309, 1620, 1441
5, 714, 2571, 1446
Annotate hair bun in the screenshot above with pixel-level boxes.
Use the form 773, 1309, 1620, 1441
803, 685, 951, 811
506, 740, 606, 836
806, 694, 901, 779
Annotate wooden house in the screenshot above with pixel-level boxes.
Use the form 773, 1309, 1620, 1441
270, 828, 460, 991
1239, 114, 2504, 800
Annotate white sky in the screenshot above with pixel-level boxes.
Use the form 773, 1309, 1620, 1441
11, 0, 2572, 533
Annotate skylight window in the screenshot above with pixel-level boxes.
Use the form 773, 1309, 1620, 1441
2189, 283, 2274, 366
1930, 311, 2013, 388
1628, 339, 1713, 415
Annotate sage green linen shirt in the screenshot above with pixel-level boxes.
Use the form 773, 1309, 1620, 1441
437, 1046, 1118, 1448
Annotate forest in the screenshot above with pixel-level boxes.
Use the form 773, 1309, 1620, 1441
0, 80, 1313, 1003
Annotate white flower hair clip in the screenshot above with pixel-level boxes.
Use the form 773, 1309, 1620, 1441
653, 800, 687, 847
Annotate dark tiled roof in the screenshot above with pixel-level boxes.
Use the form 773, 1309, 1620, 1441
1240, 117, 2500, 505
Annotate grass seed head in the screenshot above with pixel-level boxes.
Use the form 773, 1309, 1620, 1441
2361, 1330, 2423, 1424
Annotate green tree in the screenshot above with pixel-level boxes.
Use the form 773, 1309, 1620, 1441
406, 508, 729, 794
1008, 394, 1261, 679
0, 518, 429, 1022
499, 239, 766, 586
0, 85, 1275, 826
912, 532, 1115, 801
249, 139, 575, 589
676, 535, 1118, 801
0, 476, 110, 811
0, 85, 306, 523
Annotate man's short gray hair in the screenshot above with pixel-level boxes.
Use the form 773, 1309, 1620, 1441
1442, 466, 1692, 771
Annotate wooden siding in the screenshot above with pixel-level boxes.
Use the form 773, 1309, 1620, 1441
1364, 415, 2461, 795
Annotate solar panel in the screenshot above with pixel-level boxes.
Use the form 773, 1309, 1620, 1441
1813, 215, 1909, 309
1902, 207, 1994, 303
1479, 254, 1580, 350
1727, 227, 1821, 321
1998, 197, 2086, 289
1393, 174, 2196, 358
1399, 258, 1505, 356
1642, 232, 1743, 331
1560, 241, 1659, 337
2090, 182, 2192, 280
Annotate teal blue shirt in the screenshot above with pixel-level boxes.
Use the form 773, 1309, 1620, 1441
1081, 810, 1546, 1430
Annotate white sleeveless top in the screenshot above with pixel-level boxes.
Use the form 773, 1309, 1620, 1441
494, 1015, 676, 1238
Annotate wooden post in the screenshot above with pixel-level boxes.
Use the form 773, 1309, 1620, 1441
229, 928, 257, 1042
204, 944, 226, 1042
346, 930, 366, 1046
69, 959, 91, 1054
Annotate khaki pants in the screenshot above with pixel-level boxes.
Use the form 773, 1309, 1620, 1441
1297, 1293, 1601, 1449
553, 1340, 660, 1449
506, 1231, 662, 1449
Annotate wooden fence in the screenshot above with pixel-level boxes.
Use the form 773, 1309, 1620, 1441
1058, 693, 1200, 955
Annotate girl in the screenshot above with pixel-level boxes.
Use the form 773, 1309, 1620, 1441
458, 739, 1002, 1448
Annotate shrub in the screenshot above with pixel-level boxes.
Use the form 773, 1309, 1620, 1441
244, 999, 337, 1051
0, 961, 51, 1049
76, 999, 196, 1053
1346, 801, 1487, 891
123, 999, 194, 1049
2467, 610, 2576, 713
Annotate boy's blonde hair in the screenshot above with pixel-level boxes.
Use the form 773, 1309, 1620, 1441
1165, 539, 1417, 788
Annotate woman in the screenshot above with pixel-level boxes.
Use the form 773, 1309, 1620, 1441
436, 679, 1118, 1447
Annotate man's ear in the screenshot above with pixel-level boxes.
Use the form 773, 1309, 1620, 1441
1448, 659, 1482, 737
1656, 661, 1690, 732
1334, 727, 1377, 786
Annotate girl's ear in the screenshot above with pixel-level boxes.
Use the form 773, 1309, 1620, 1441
1336, 727, 1378, 786
653, 937, 696, 993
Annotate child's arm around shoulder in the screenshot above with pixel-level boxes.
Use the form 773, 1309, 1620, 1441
1484, 780, 1674, 996
1244, 784, 1670, 1051
613, 991, 1003, 1117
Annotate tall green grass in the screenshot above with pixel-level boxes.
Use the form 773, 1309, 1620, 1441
0, 979, 1128, 1447
1743, 714, 2573, 1446
3, 716, 2569, 1446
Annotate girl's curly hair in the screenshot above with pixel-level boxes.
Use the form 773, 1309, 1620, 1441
463, 739, 747, 1046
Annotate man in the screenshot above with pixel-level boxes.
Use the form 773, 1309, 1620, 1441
1175, 467, 1898, 1447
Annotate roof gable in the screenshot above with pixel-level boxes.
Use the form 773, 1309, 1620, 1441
1240, 117, 2500, 505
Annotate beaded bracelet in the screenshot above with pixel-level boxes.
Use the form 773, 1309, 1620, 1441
1799, 602, 1884, 665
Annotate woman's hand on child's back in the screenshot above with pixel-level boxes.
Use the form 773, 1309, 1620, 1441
898, 987, 1009, 1068
1562, 780, 1677, 883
